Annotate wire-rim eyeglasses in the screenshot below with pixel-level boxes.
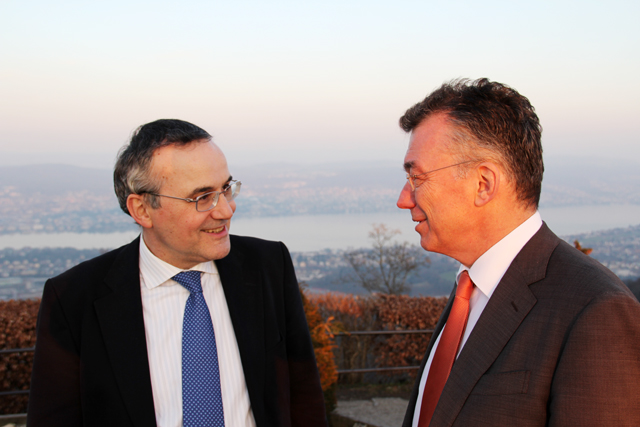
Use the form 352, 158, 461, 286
145, 180, 241, 212
405, 161, 475, 190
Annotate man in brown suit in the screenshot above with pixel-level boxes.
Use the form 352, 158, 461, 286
397, 78, 640, 426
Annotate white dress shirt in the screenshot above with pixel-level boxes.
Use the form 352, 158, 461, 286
412, 212, 542, 426
139, 237, 256, 427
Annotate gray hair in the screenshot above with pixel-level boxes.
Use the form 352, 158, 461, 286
400, 78, 543, 208
113, 119, 211, 215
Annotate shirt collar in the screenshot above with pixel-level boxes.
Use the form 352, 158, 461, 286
139, 234, 219, 290
456, 211, 542, 299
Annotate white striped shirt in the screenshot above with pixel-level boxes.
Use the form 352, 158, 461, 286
139, 236, 256, 427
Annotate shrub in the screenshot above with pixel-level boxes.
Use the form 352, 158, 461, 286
375, 294, 448, 375
1, 291, 447, 415
309, 292, 448, 381
299, 286, 339, 415
0, 299, 39, 415
310, 293, 379, 383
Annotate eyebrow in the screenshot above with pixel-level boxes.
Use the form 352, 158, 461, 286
187, 175, 233, 198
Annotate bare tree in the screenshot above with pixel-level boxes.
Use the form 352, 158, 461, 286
343, 223, 429, 295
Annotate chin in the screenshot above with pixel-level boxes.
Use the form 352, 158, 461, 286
209, 241, 232, 261
419, 236, 438, 254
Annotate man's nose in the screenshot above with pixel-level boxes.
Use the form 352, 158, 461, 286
397, 181, 416, 210
211, 194, 234, 219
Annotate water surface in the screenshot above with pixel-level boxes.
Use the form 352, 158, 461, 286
1, 204, 639, 252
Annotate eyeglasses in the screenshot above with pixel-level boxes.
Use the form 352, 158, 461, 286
406, 161, 474, 191
147, 180, 241, 212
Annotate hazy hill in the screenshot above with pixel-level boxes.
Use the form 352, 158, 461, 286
542, 156, 640, 206
1, 156, 640, 235
2, 155, 639, 206
0, 164, 113, 195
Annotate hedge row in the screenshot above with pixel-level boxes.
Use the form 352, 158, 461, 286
0, 294, 340, 417
0, 299, 39, 415
0, 292, 449, 415
309, 293, 448, 380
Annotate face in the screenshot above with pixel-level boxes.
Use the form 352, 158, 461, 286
141, 140, 236, 269
397, 114, 476, 261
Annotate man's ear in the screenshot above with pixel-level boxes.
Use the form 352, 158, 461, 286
475, 162, 500, 207
127, 194, 154, 228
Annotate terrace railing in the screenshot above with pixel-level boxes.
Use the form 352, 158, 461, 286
0, 346, 34, 422
0, 329, 435, 420
335, 329, 433, 374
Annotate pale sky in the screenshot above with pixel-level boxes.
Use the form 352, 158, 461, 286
1, 0, 639, 169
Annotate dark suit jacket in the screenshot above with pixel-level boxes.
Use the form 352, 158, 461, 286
27, 235, 327, 427
403, 224, 640, 427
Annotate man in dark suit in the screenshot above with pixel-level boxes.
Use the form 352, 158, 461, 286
397, 79, 640, 426
27, 119, 327, 427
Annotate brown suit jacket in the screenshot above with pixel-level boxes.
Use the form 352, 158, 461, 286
403, 223, 640, 427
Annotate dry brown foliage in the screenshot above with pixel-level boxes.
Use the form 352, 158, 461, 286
309, 292, 448, 381
0, 299, 40, 415
375, 294, 448, 376
299, 286, 340, 417
574, 240, 593, 255
1, 292, 449, 414
311, 293, 380, 383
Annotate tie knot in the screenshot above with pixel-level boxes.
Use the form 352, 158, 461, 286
456, 270, 474, 300
173, 271, 203, 294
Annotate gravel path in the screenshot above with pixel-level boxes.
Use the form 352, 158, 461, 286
334, 397, 409, 427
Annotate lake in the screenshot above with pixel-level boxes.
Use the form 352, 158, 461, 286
1, 204, 640, 252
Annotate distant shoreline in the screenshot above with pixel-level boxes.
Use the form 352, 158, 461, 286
1, 205, 640, 252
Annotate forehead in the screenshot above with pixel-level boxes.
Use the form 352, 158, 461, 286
150, 140, 229, 190
403, 113, 454, 172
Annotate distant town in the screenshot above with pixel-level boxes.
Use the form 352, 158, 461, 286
0, 163, 403, 235
2, 159, 640, 236
1, 161, 640, 300
2, 224, 639, 300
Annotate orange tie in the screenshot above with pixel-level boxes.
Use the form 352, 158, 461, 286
418, 270, 475, 427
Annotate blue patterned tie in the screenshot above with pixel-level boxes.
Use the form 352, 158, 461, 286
173, 271, 225, 427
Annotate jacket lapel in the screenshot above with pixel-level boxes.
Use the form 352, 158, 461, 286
216, 242, 267, 422
430, 224, 559, 426
93, 237, 157, 427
